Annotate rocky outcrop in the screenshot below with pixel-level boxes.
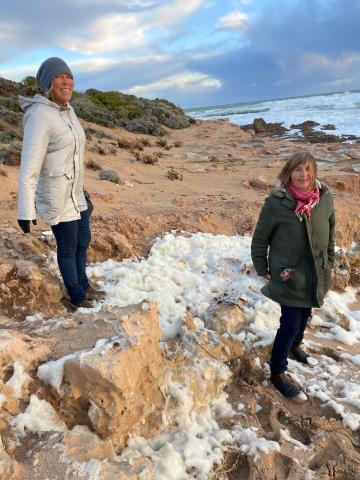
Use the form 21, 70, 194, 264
40, 302, 167, 450
88, 229, 134, 262
0, 77, 191, 139
332, 250, 360, 291
241, 118, 288, 137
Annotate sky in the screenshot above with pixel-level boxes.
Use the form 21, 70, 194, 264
1, 0, 359, 108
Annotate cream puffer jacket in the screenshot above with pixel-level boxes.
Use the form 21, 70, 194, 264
18, 94, 87, 226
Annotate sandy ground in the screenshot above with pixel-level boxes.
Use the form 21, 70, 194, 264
1, 118, 360, 255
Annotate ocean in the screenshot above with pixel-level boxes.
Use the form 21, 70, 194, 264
186, 90, 360, 137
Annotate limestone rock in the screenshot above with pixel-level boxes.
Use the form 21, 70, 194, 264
64, 426, 116, 462
53, 302, 166, 449
0, 440, 22, 480
332, 250, 360, 291
204, 299, 246, 334
0, 330, 51, 379
94, 458, 155, 480
9, 260, 63, 310
88, 230, 134, 262
0, 262, 14, 282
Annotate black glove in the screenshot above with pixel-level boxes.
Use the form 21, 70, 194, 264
18, 219, 37, 234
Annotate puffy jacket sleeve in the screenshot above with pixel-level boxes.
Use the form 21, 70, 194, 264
328, 193, 336, 268
251, 196, 278, 276
18, 105, 50, 220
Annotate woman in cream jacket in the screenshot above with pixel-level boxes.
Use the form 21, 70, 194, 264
18, 57, 101, 309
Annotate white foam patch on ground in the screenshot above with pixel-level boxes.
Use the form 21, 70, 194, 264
117, 381, 281, 479
88, 232, 360, 429
5, 361, 30, 399
88, 233, 280, 340
10, 395, 67, 436
32, 233, 360, 473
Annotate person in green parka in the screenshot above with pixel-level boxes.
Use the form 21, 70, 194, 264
251, 151, 335, 398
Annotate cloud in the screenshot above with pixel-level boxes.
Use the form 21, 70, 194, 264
125, 70, 222, 97
59, 14, 147, 54
72, 54, 172, 73
217, 11, 249, 31
59, 0, 161, 6
155, 0, 208, 27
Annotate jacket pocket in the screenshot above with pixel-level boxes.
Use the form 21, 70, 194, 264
49, 171, 73, 180
269, 255, 307, 290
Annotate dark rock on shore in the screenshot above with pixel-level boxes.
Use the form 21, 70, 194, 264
290, 120, 320, 129
243, 118, 360, 143
241, 117, 288, 136
290, 120, 358, 143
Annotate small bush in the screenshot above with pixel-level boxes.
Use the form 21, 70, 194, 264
99, 169, 125, 184
166, 167, 183, 181
85, 159, 102, 171
138, 137, 152, 147
142, 152, 160, 165
0, 131, 21, 143
156, 138, 168, 148
84, 127, 114, 141
173, 141, 182, 148
132, 151, 162, 165
117, 138, 133, 149
208, 155, 219, 163
118, 137, 144, 151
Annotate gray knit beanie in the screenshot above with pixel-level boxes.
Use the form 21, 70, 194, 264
36, 57, 73, 90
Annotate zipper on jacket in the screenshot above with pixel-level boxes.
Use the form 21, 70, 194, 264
64, 110, 81, 213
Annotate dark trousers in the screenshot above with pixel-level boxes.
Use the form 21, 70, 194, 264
270, 305, 312, 374
51, 209, 91, 304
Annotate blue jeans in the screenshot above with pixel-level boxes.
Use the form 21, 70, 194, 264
51, 209, 91, 304
270, 306, 312, 374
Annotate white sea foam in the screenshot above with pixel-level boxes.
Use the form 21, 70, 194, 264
31, 232, 360, 475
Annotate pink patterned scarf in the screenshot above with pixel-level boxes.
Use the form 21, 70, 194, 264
288, 181, 320, 219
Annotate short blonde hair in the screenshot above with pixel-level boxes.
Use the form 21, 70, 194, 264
278, 151, 317, 189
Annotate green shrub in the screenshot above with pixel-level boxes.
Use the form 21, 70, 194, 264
99, 169, 125, 184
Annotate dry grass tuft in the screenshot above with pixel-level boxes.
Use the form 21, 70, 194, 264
165, 167, 183, 181
85, 159, 102, 171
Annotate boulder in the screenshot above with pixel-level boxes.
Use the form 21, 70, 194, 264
88, 230, 134, 262
250, 118, 288, 136
0, 330, 50, 377
45, 301, 167, 449
204, 299, 247, 333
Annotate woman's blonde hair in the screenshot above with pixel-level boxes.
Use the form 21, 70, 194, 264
278, 151, 317, 189
45, 86, 53, 100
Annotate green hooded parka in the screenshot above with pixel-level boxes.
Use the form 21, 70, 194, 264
251, 184, 335, 308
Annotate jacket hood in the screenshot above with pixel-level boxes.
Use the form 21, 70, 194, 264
18, 94, 69, 112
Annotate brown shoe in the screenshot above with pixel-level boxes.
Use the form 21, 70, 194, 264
61, 297, 94, 312
270, 373, 300, 398
86, 286, 106, 301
